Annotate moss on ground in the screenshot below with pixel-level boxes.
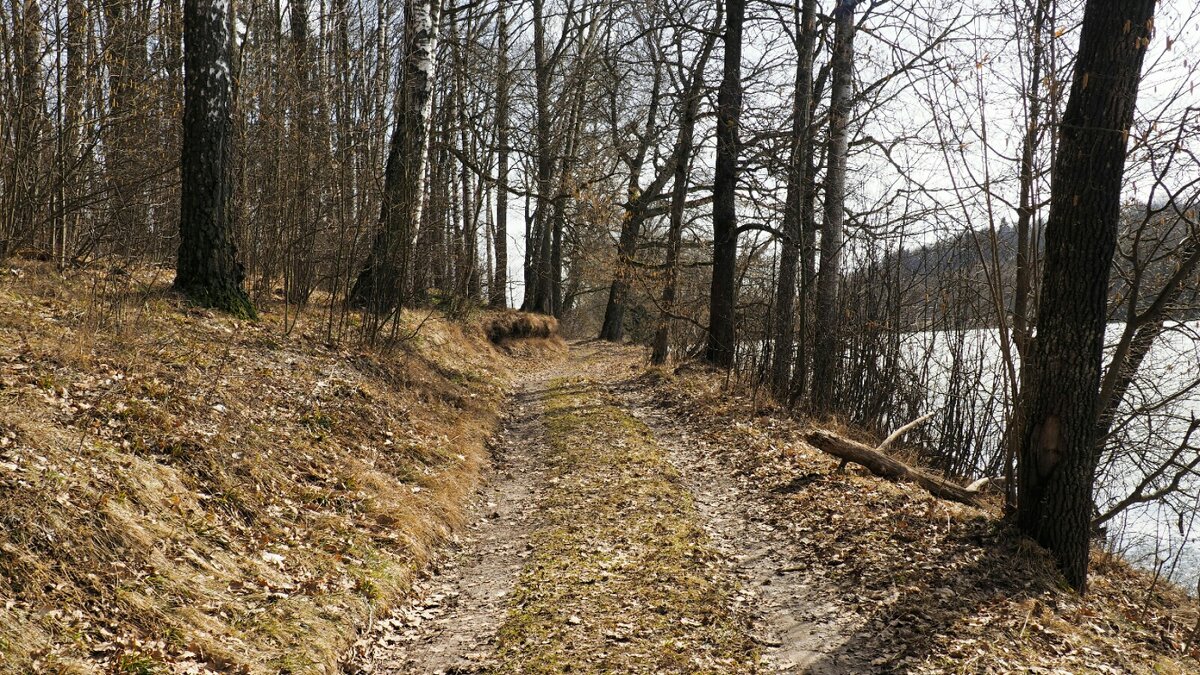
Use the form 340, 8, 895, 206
489, 378, 758, 674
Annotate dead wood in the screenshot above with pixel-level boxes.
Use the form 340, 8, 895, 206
804, 429, 983, 506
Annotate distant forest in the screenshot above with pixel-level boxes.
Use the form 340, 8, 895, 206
857, 202, 1200, 330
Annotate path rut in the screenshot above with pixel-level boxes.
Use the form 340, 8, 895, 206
357, 343, 867, 673
614, 378, 870, 673
355, 371, 557, 674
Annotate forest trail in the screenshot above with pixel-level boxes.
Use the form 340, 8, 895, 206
352, 347, 563, 673
356, 342, 870, 674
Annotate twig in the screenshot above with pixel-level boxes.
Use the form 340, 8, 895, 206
877, 408, 939, 452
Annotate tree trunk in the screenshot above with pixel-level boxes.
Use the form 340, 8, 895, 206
176, 0, 255, 318
104, 0, 151, 256
651, 15, 720, 364
1015, 0, 1155, 593
1002, 0, 1051, 513
704, 0, 745, 368
601, 53, 664, 341
452, 10, 476, 301
551, 90, 586, 318
287, 0, 318, 305
599, 210, 647, 341
2, 0, 45, 259
811, 0, 856, 411
349, 0, 439, 313
61, 0, 86, 263
526, 0, 555, 315
769, 0, 817, 400
792, 126, 820, 403
522, 192, 537, 310
490, 3, 510, 309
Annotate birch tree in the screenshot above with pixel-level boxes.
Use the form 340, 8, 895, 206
176, 0, 254, 318
350, 0, 440, 316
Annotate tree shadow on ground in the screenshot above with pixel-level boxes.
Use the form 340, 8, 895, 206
805, 518, 1065, 673
600, 359, 1196, 673
606, 369, 1063, 671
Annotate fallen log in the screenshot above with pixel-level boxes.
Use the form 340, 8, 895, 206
803, 429, 983, 507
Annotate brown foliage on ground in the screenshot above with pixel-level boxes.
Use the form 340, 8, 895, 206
0, 263, 559, 673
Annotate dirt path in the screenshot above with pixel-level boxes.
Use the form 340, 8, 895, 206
354, 368, 560, 674
613, 379, 871, 673
357, 343, 867, 673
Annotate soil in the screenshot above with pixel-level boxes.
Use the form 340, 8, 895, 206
616, 380, 871, 673
353, 367, 561, 674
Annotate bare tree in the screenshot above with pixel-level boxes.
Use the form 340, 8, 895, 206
705, 0, 745, 368
811, 0, 857, 410
769, 0, 818, 400
490, 2, 511, 309
651, 5, 721, 364
350, 0, 440, 317
599, 26, 667, 342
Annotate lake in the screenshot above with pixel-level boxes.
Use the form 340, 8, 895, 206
895, 321, 1200, 590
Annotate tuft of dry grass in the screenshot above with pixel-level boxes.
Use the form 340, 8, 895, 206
483, 310, 560, 347
0, 262, 560, 674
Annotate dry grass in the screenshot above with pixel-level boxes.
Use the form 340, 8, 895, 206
636, 357, 1200, 673
0, 262, 560, 674
483, 310, 560, 347
490, 377, 758, 673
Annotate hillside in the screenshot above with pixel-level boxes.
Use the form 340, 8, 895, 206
875, 205, 1200, 329
0, 263, 562, 673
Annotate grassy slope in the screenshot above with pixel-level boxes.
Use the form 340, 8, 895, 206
0, 263, 559, 674
641, 361, 1200, 673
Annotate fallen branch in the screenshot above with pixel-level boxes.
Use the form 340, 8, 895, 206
803, 429, 983, 506
966, 476, 994, 492
877, 410, 937, 452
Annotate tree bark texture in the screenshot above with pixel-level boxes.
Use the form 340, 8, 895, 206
811, 0, 856, 411
769, 0, 817, 400
490, 3, 511, 309
1, 0, 45, 258
176, 0, 255, 318
349, 0, 439, 313
704, 0, 745, 368
524, 0, 555, 315
1015, 0, 1155, 592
